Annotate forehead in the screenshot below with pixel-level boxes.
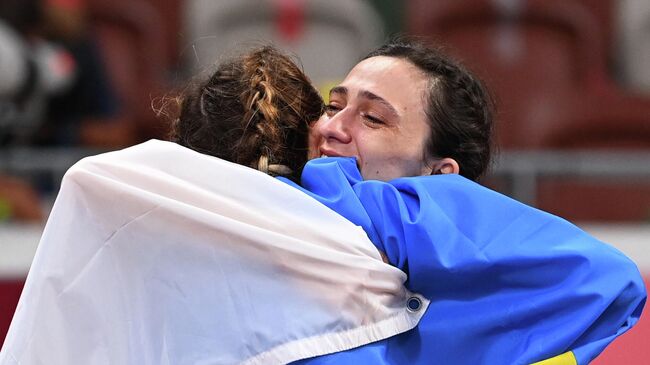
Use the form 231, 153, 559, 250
338, 56, 428, 115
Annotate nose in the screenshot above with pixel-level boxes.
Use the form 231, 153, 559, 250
316, 109, 352, 145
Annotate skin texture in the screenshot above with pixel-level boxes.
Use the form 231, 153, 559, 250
310, 56, 458, 181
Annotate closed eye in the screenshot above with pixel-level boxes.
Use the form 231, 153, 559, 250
362, 113, 385, 125
324, 104, 342, 116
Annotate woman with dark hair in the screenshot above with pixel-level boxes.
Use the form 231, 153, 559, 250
284, 39, 644, 365
313, 39, 494, 183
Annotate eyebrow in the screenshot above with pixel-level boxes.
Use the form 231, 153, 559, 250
329, 86, 400, 118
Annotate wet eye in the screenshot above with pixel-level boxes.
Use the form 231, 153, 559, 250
324, 104, 342, 116
362, 113, 385, 125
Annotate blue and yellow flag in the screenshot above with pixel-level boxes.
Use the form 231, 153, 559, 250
284, 157, 646, 365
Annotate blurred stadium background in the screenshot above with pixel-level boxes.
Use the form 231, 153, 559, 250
1, 0, 648, 362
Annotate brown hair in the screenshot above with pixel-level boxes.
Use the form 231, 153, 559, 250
366, 38, 495, 181
169, 46, 324, 181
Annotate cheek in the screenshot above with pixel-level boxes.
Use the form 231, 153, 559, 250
356, 137, 393, 178
360, 143, 430, 179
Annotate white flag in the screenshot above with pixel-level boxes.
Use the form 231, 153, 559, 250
0, 140, 427, 365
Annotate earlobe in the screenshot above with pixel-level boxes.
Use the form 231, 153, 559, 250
431, 158, 460, 175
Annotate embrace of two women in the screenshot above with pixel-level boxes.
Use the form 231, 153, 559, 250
0, 40, 645, 365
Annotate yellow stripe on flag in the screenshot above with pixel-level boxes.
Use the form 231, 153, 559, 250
530, 351, 577, 365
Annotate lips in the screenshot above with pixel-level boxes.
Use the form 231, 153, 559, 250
318, 147, 343, 158
319, 147, 362, 169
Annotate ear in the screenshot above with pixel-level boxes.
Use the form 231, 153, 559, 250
429, 157, 460, 176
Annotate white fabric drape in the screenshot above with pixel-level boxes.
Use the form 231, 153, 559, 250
0, 140, 427, 365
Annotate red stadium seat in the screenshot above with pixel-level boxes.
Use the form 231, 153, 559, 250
85, 0, 170, 143
139, 0, 183, 70
535, 97, 650, 222
407, 0, 614, 149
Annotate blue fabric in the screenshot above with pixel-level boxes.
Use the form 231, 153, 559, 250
279, 157, 646, 365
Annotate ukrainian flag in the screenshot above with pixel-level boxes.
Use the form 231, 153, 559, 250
287, 157, 646, 365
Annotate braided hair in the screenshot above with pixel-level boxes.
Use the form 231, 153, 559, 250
170, 46, 324, 181
366, 38, 495, 181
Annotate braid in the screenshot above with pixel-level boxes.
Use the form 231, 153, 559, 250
169, 45, 324, 181
238, 49, 292, 173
